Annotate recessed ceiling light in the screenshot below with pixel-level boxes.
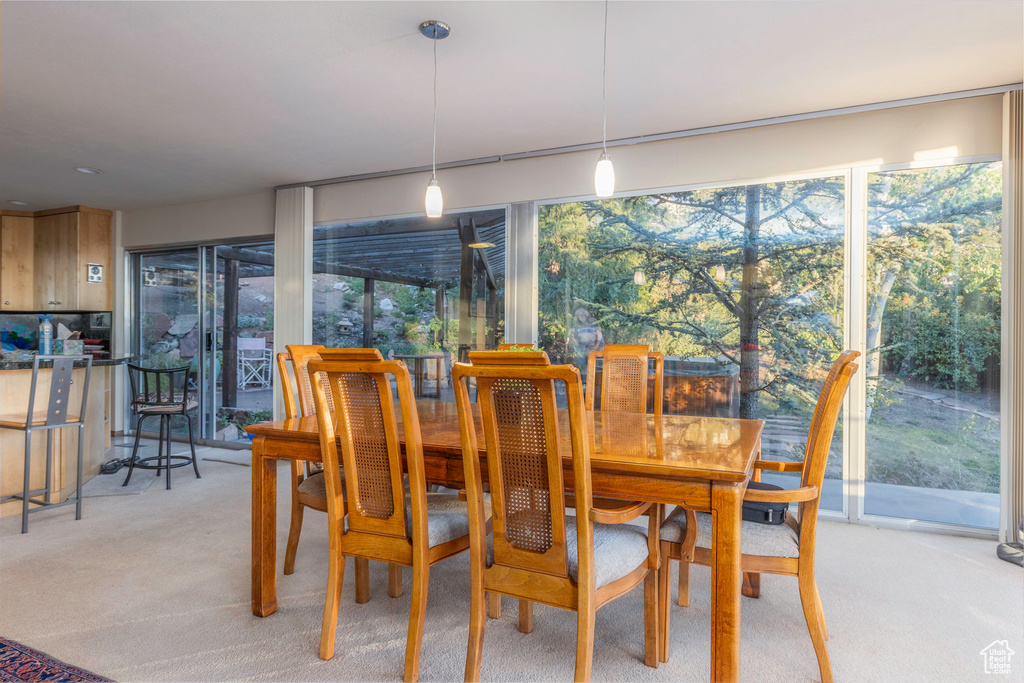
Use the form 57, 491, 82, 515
468, 242, 496, 249
7, 200, 29, 206
74, 167, 103, 174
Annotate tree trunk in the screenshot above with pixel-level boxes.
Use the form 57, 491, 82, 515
738, 186, 762, 420
864, 261, 902, 422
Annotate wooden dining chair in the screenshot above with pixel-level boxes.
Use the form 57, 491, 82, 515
277, 345, 391, 601
309, 348, 477, 682
657, 350, 860, 682
585, 344, 664, 415
453, 350, 660, 682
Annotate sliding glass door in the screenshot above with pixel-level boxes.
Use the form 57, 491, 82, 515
130, 240, 275, 444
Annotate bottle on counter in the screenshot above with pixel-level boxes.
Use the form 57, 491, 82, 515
38, 315, 53, 355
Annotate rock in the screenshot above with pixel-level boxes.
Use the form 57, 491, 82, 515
178, 328, 199, 358
215, 424, 240, 441
168, 314, 198, 337
332, 281, 352, 292
380, 298, 394, 311
254, 294, 268, 303
145, 313, 172, 344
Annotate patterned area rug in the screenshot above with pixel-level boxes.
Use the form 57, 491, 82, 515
0, 638, 111, 682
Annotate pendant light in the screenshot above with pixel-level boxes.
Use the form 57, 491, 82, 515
421, 20, 449, 218
594, 0, 614, 198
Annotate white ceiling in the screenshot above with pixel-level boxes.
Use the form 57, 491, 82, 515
1, 1, 1021, 211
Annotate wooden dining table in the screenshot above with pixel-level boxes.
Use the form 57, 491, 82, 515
247, 400, 764, 683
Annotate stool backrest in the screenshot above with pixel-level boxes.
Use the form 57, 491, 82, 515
127, 364, 190, 412
26, 355, 92, 427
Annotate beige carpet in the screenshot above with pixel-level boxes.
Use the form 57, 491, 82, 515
0, 456, 1021, 682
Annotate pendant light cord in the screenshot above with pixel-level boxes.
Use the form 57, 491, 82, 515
432, 34, 438, 179
601, 0, 609, 155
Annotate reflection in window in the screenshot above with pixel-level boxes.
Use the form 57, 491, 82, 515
311, 210, 506, 401
865, 162, 1002, 528
539, 178, 846, 508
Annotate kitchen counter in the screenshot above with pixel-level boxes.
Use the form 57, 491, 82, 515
0, 355, 130, 371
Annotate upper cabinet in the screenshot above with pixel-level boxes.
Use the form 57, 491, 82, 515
0, 206, 112, 312
0, 214, 36, 310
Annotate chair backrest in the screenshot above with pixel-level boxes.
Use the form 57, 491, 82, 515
452, 350, 594, 586
237, 337, 267, 352
799, 350, 859, 518
308, 348, 426, 546
25, 355, 92, 427
496, 343, 537, 351
585, 344, 664, 415
127, 363, 189, 412
279, 344, 327, 418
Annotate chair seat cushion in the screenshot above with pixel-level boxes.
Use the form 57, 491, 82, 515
661, 506, 800, 558
297, 470, 346, 500
406, 493, 490, 549
489, 516, 649, 589
137, 400, 198, 414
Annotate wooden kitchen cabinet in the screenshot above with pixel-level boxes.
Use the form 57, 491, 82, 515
1, 206, 112, 312
0, 214, 35, 310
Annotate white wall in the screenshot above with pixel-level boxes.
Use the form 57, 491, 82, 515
313, 95, 1004, 225
120, 190, 274, 248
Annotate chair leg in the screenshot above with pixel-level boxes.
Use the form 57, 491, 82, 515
155, 415, 165, 477
355, 557, 370, 604
677, 559, 690, 607
658, 544, 671, 663
742, 571, 761, 598
643, 566, 659, 669
518, 600, 533, 634
798, 572, 833, 683
44, 430, 53, 504
75, 425, 84, 520
815, 583, 829, 641
319, 548, 346, 661
123, 414, 146, 486
284, 461, 303, 576
465, 578, 486, 682
22, 431, 32, 534
403, 562, 429, 682
186, 412, 200, 479
389, 564, 404, 598
164, 416, 172, 490
487, 592, 501, 619
573, 600, 596, 682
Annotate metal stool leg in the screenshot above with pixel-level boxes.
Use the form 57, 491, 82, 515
123, 413, 147, 486
44, 430, 54, 504
156, 415, 166, 477
76, 424, 84, 520
165, 415, 172, 490
187, 413, 201, 479
22, 430, 32, 534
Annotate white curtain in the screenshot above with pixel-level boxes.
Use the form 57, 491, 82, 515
1001, 90, 1023, 543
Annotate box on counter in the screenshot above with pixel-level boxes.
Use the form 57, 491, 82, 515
53, 339, 85, 355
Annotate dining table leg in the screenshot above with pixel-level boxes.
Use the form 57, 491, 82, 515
251, 436, 278, 617
710, 480, 744, 683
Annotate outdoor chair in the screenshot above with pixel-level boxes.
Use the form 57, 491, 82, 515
238, 337, 272, 388
453, 350, 660, 682
309, 348, 477, 681
657, 350, 860, 682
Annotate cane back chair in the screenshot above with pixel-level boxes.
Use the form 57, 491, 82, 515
657, 350, 859, 682
309, 348, 478, 681
453, 350, 660, 682
585, 344, 665, 415
277, 345, 393, 601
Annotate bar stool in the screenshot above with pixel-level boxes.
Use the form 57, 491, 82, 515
122, 364, 200, 490
0, 354, 92, 534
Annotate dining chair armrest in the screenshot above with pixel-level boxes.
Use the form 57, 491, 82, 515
589, 500, 653, 525
743, 485, 818, 504
753, 459, 804, 473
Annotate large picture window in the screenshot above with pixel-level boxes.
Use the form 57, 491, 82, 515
539, 177, 846, 508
